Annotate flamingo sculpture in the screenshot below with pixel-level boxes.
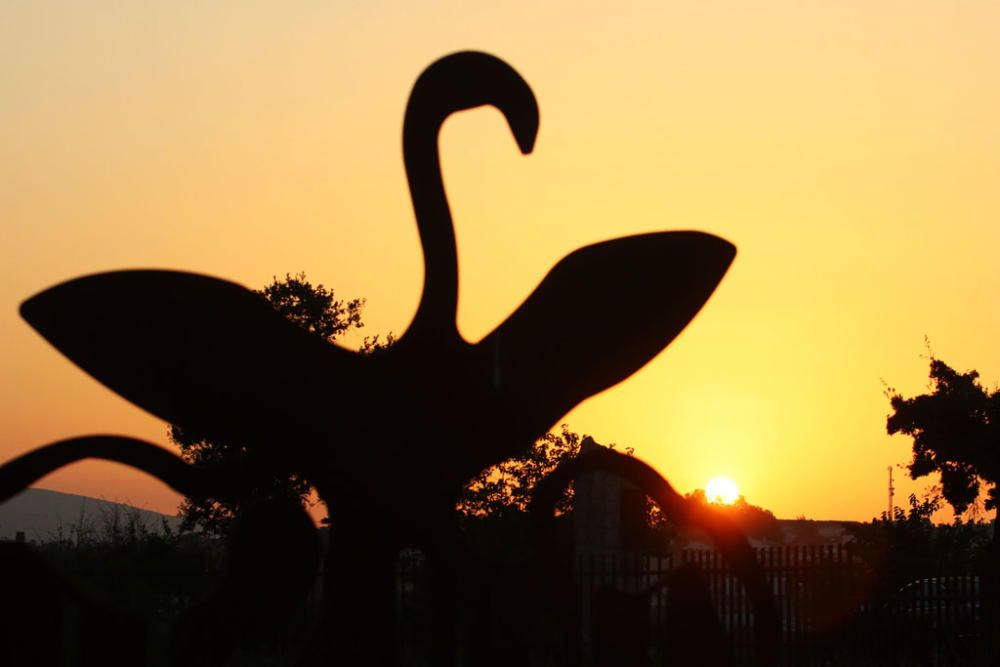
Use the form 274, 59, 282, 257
0, 52, 765, 664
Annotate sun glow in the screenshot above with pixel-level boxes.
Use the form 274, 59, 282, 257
706, 476, 740, 505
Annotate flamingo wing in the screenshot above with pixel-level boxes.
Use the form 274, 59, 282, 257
21, 270, 362, 449
477, 231, 735, 442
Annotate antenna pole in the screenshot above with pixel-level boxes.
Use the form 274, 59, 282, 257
887, 466, 895, 519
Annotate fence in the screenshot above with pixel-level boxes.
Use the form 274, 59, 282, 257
569, 546, 993, 666
11, 543, 994, 665
392, 545, 995, 666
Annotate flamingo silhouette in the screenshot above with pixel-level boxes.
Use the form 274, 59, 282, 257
5, 51, 738, 663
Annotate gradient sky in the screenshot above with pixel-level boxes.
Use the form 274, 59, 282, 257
2, 1, 999, 522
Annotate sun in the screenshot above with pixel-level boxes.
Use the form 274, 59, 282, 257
706, 476, 740, 505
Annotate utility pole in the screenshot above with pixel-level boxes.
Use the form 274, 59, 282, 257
887, 466, 895, 519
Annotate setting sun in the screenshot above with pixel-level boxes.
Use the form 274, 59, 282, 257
706, 476, 740, 505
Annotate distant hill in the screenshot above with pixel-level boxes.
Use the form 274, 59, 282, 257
0, 487, 181, 541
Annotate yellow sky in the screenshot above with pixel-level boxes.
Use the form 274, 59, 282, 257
2, 1, 999, 522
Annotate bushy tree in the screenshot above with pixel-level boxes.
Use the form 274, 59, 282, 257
37, 505, 220, 614
886, 356, 1000, 533
846, 491, 991, 593
458, 427, 637, 517
458, 428, 642, 563
683, 489, 782, 541
458, 425, 588, 518
171, 272, 376, 534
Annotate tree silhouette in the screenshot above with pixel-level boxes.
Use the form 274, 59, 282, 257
846, 490, 990, 603
458, 427, 634, 518
886, 356, 1000, 536
684, 489, 781, 541
171, 273, 369, 534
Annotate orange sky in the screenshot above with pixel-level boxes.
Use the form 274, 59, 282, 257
2, 1, 999, 522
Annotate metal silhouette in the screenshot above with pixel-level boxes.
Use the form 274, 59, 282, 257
0, 51, 771, 665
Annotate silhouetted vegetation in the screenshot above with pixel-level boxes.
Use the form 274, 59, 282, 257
459, 428, 586, 564
847, 491, 991, 594
886, 354, 1000, 536
459, 425, 588, 519
169, 272, 380, 535
34, 505, 221, 615
682, 489, 782, 542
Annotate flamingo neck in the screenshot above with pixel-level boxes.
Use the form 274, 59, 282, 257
404, 116, 460, 346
